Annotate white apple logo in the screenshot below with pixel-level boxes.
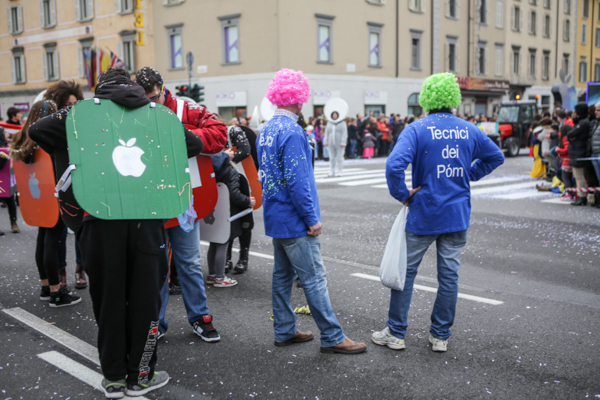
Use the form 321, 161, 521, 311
112, 138, 146, 177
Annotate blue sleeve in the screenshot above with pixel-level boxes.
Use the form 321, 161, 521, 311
386, 127, 416, 203
282, 130, 319, 227
469, 129, 505, 182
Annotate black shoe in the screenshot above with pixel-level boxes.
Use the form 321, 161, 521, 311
40, 285, 51, 301
233, 247, 249, 274
169, 284, 182, 295
49, 286, 81, 308
571, 197, 587, 206
193, 315, 220, 342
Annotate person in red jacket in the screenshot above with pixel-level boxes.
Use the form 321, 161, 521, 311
136, 67, 228, 342
556, 125, 574, 200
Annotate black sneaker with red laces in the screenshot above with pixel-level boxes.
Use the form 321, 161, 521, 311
193, 315, 220, 342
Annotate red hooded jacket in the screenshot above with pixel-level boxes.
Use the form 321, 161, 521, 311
163, 90, 227, 154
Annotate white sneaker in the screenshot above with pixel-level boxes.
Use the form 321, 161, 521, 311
429, 335, 448, 352
213, 276, 238, 288
371, 327, 406, 350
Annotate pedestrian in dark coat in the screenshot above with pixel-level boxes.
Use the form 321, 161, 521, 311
568, 103, 591, 205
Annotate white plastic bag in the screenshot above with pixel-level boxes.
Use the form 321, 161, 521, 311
379, 206, 408, 291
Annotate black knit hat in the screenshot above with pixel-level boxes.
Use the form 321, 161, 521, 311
574, 103, 589, 118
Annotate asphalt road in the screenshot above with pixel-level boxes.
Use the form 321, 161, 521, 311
1, 154, 599, 400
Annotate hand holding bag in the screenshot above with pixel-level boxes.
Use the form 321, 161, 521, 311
379, 206, 408, 291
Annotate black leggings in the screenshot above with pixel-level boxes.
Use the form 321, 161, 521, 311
2, 195, 17, 222
35, 218, 66, 286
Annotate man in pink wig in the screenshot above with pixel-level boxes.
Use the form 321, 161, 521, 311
257, 69, 367, 354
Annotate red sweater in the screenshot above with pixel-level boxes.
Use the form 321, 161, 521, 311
556, 135, 570, 167
163, 91, 227, 154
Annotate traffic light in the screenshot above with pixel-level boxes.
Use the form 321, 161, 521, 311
190, 84, 205, 103
175, 85, 189, 97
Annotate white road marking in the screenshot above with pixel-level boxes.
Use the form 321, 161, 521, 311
37, 351, 150, 400
339, 177, 390, 186
315, 172, 386, 183
470, 181, 537, 195
541, 197, 571, 205
350, 273, 504, 305
3, 307, 99, 365
313, 168, 366, 177
199, 241, 275, 259
469, 176, 528, 187
494, 190, 552, 200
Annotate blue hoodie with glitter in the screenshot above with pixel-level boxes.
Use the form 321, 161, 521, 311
257, 113, 320, 239
386, 112, 504, 235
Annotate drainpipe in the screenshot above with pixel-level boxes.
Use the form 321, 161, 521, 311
591, 0, 595, 81
431, 0, 435, 74
554, 0, 559, 78
467, 0, 471, 76
396, 0, 399, 78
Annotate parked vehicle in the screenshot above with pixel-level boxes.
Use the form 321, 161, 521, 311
496, 100, 537, 157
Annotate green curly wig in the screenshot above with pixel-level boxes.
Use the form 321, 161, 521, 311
419, 72, 462, 113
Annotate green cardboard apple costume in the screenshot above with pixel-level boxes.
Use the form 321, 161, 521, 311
65, 99, 191, 220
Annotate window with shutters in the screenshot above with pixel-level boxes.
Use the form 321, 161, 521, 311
544, 0, 551, 8
512, 6, 522, 31
563, 54, 569, 74
496, 0, 504, 28
528, 49, 536, 78
595, 60, 600, 81
543, 14, 551, 37
446, 36, 459, 72
583, 0, 589, 18
564, 0, 571, 14
542, 50, 550, 79
596, 27, 600, 46
119, 31, 136, 73
166, 24, 183, 70
479, 0, 488, 24
529, 0, 537, 5
529, 10, 537, 34
407, 93, 422, 116
512, 47, 520, 75
564, 19, 570, 41
315, 14, 333, 64
40, 0, 56, 29
410, 30, 422, 70
11, 48, 26, 84
495, 44, 503, 76
447, 0, 458, 18
115, 0, 133, 14
368, 23, 383, 68
75, 0, 94, 22
477, 42, 487, 75
409, 0, 425, 13
582, 23, 588, 44
598, 1, 600, 22
579, 57, 588, 82
8, 5, 23, 34
78, 38, 93, 79
163, 0, 184, 5
43, 44, 59, 81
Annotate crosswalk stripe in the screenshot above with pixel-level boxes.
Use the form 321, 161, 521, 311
541, 198, 571, 205
469, 176, 528, 187
313, 168, 365, 175
340, 177, 389, 186
314, 169, 377, 178
494, 190, 552, 200
470, 181, 537, 195
315, 172, 386, 183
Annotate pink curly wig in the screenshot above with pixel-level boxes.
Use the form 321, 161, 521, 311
266, 68, 310, 107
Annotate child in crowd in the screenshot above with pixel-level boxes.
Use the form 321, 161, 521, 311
556, 125, 574, 201
362, 130, 376, 159
206, 152, 255, 287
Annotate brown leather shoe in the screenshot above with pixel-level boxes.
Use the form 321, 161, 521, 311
11, 222, 20, 233
274, 330, 314, 347
320, 338, 367, 354
75, 264, 88, 289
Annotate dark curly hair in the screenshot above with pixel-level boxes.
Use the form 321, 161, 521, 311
135, 67, 163, 94
43, 80, 84, 110
97, 67, 130, 83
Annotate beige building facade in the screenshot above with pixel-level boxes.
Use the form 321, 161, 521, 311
151, 0, 577, 120
0, 0, 154, 118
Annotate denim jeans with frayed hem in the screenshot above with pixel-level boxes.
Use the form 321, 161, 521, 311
272, 235, 346, 347
387, 230, 467, 341
159, 220, 209, 334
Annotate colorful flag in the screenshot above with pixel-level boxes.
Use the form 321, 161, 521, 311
84, 48, 96, 90
98, 49, 111, 74
109, 51, 125, 69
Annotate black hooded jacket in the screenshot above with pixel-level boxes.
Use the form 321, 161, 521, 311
567, 104, 591, 168
29, 75, 204, 231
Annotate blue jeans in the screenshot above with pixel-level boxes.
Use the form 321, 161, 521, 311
387, 230, 467, 340
159, 220, 209, 333
592, 153, 600, 182
272, 235, 346, 347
